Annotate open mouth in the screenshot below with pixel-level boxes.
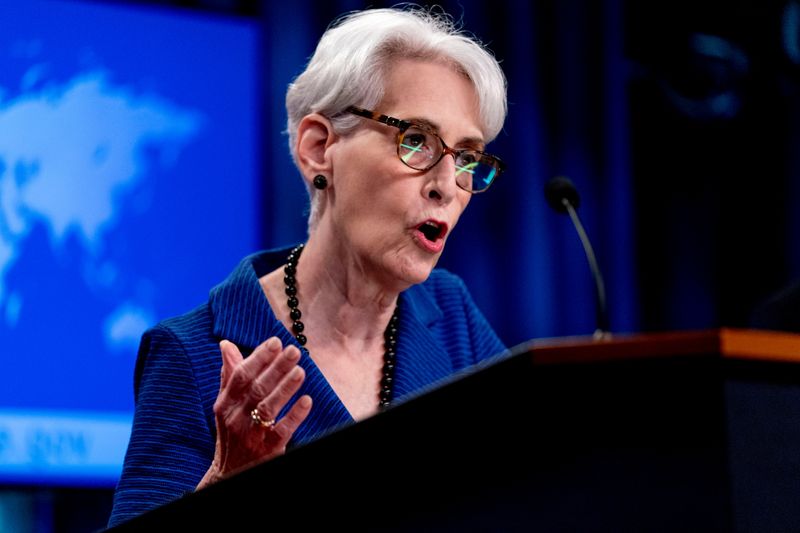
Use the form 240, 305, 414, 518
416, 220, 447, 242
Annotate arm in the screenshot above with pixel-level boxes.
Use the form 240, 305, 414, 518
107, 325, 216, 527
108, 325, 313, 527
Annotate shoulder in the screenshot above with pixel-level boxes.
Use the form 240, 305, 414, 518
140, 304, 216, 358
134, 304, 221, 399
409, 268, 506, 361
153, 304, 215, 341
400, 268, 481, 330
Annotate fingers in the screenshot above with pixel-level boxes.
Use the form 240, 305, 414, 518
216, 337, 308, 424
234, 394, 313, 472
254, 362, 305, 422
262, 395, 313, 453
249, 344, 301, 406
222, 337, 283, 398
274, 395, 313, 439
219, 340, 243, 390
209, 337, 311, 481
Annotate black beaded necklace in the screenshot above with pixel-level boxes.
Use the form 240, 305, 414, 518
284, 244, 399, 410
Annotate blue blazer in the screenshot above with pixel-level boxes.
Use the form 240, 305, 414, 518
108, 246, 506, 527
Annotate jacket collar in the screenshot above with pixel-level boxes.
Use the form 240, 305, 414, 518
208, 247, 292, 352
208, 247, 452, 432
209, 246, 444, 347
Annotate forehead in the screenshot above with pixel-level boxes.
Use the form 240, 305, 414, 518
377, 58, 484, 142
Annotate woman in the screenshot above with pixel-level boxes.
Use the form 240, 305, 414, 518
108, 5, 508, 527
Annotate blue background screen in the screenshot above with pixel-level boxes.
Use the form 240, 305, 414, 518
0, 0, 260, 486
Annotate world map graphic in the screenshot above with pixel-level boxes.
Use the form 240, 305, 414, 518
0, 69, 203, 355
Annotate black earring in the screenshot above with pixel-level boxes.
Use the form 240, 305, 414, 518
313, 175, 328, 190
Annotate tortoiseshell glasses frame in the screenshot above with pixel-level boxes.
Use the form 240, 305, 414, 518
346, 106, 505, 194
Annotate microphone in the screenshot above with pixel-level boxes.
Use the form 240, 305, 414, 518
544, 176, 611, 339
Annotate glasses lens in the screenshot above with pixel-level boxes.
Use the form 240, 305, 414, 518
398, 127, 440, 170
454, 152, 498, 192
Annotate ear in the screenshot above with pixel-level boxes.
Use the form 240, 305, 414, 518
296, 113, 337, 186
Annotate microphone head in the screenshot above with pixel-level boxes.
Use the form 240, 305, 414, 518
544, 176, 581, 213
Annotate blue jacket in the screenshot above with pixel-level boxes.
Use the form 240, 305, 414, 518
108, 246, 506, 527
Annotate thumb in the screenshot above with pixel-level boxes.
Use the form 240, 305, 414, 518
219, 340, 243, 389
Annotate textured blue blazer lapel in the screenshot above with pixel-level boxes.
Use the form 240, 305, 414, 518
392, 283, 454, 401
206, 249, 458, 446
208, 251, 283, 352
208, 250, 353, 445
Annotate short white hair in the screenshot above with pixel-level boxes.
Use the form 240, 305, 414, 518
285, 5, 508, 229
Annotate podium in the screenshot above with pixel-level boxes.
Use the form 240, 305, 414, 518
109, 328, 800, 532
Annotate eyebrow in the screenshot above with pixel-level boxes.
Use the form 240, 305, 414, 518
405, 115, 485, 149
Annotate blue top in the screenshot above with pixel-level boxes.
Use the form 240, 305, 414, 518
108, 246, 506, 527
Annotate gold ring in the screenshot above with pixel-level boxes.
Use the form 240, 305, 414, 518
250, 408, 276, 430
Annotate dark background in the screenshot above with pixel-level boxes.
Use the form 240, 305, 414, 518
91, 0, 800, 345
10, 0, 800, 530
102, 0, 800, 344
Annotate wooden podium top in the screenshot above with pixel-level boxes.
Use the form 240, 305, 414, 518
517, 327, 800, 365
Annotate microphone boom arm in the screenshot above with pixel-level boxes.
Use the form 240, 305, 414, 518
562, 198, 610, 339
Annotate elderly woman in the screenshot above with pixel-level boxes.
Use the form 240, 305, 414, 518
108, 5, 507, 527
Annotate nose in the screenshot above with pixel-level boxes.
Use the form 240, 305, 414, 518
422, 152, 458, 204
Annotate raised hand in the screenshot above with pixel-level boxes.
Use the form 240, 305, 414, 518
197, 337, 312, 489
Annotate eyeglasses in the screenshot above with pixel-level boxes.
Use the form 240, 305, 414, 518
346, 106, 505, 194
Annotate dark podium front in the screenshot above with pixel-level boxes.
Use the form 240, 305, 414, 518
109, 328, 800, 532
